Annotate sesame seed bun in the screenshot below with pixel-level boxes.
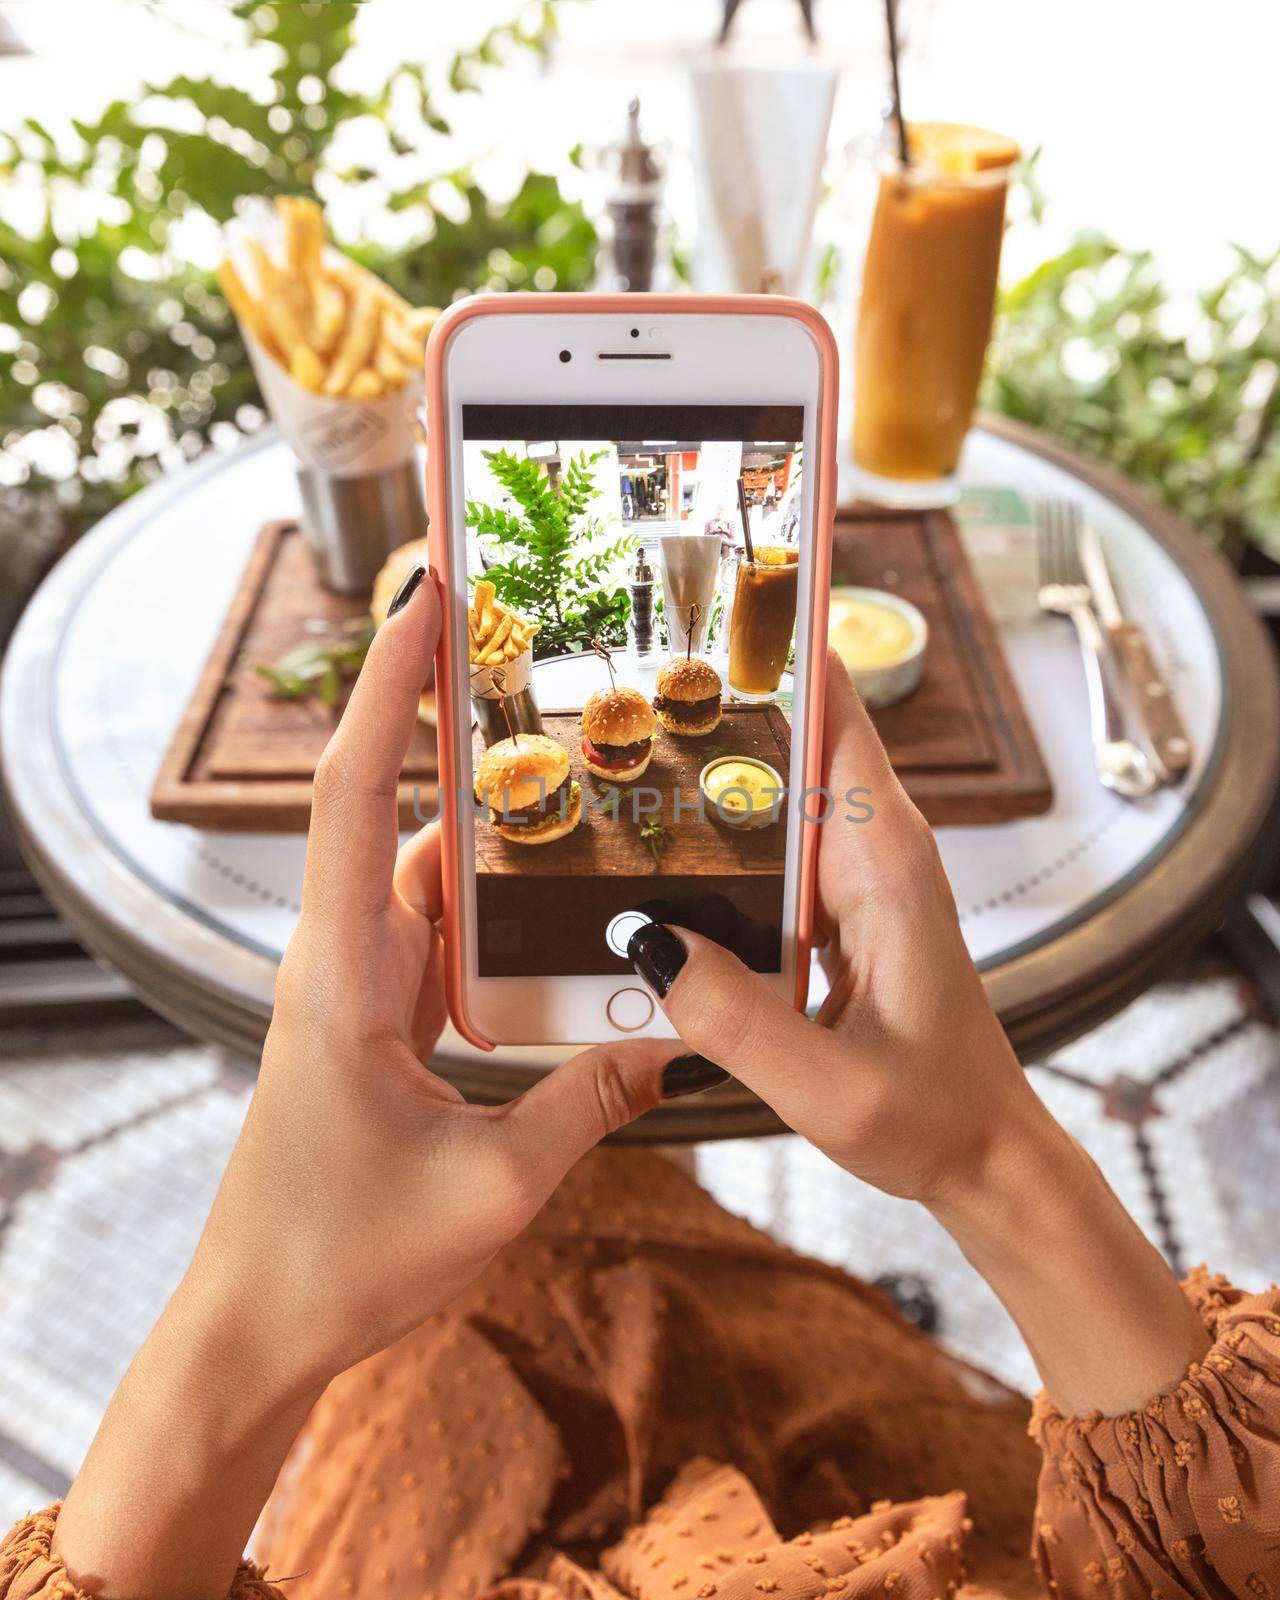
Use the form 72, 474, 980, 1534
653, 656, 723, 735
582, 686, 657, 747
654, 656, 722, 703
473, 734, 570, 812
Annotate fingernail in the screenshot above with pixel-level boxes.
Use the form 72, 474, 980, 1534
388, 565, 426, 616
662, 1053, 729, 1099
627, 922, 686, 998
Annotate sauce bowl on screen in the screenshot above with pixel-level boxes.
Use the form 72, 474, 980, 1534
698, 756, 785, 830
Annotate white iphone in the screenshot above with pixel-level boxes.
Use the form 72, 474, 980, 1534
426, 293, 837, 1048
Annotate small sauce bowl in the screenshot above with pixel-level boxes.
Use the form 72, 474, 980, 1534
699, 755, 785, 830
828, 586, 928, 708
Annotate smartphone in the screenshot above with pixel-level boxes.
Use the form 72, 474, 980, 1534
426, 294, 837, 1048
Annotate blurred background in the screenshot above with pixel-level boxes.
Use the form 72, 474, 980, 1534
3, 0, 1279, 575
1, 0, 1279, 1528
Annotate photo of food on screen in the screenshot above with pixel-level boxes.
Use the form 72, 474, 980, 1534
458, 404, 804, 979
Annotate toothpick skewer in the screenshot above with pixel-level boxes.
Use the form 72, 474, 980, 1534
591, 636, 617, 691
490, 667, 519, 746
686, 602, 702, 663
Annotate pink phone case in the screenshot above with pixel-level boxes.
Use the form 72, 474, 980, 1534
424, 293, 838, 1053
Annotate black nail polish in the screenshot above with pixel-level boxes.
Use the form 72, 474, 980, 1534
662, 1053, 730, 1099
387, 564, 426, 616
627, 922, 686, 998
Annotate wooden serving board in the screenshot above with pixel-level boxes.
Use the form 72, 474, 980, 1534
839, 506, 1051, 823
472, 704, 789, 978
151, 507, 1048, 833
150, 521, 437, 831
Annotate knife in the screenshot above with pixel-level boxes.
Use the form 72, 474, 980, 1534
1080, 521, 1191, 777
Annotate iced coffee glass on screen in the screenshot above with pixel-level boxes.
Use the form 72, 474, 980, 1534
728, 546, 799, 697
853, 122, 1019, 506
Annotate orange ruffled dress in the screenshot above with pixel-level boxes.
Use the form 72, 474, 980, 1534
4, 1151, 1278, 1600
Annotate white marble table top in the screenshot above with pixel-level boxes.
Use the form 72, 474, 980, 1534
0, 424, 1226, 1075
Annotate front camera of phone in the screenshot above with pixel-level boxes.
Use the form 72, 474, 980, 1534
558, 349, 572, 364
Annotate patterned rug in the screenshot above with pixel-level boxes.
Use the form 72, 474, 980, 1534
0, 955, 1276, 1526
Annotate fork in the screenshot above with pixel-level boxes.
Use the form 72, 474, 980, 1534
1035, 500, 1160, 800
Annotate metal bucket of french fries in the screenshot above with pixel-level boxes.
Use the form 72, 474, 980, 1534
468, 579, 542, 744
219, 196, 441, 595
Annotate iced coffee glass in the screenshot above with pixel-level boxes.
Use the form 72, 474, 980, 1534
853, 123, 1018, 506
727, 547, 799, 697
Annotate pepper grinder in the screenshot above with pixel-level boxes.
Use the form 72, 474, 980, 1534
603, 98, 664, 293
628, 544, 657, 661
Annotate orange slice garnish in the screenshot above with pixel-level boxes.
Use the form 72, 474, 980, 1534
906, 121, 1020, 175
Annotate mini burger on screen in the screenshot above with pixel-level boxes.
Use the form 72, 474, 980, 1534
474, 734, 581, 844
652, 657, 723, 736
580, 686, 658, 781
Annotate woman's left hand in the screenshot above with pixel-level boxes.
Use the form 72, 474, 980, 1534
55, 567, 675, 1600
193, 567, 676, 1386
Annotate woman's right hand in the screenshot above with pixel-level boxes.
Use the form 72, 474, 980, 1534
632, 652, 1044, 1207
630, 654, 1209, 1416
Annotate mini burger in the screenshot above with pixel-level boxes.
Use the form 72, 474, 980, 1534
652, 657, 723, 736
474, 734, 581, 844
580, 686, 658, 781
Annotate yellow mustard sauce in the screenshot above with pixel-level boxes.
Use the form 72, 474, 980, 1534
704, 760, 781, 815
829, 595, 917, 669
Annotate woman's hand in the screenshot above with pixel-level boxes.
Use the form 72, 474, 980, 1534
191, 568, 674, 1388
55, 566, 676, 1600
631, 651, 1036, 1206
630, 654, 1208, 1416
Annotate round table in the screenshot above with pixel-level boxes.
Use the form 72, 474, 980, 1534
3, 417, 1278, 1140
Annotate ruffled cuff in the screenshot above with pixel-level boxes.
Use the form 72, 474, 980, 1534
0, 1504, 287, 1600
1030, 1269, 1280, 1600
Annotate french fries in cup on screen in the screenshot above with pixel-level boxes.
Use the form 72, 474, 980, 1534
468, 579, 539, 698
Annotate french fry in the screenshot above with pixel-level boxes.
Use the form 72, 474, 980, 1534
309, 272, 346, 356
323, 281, 380, 395
279, 195, 325, 278
407, 305, 441, 340
474, 580, 495, 636
290, 344, 325, 392
217, 258, 275, 357
347, 367, 384, 400
374, 333, 413, 387
246, 238, 309, 359
332, 257, 414, 318
383, 314, 423, 367
486, 612, 514, 656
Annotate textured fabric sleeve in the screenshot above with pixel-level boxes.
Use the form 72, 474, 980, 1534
0, 1503, 286, 1600
1030, 1269, 1280, 1599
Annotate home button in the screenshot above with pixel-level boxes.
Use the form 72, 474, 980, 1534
606, 986, 655, 1033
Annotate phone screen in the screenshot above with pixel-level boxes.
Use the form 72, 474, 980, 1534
460, 402, 807, 981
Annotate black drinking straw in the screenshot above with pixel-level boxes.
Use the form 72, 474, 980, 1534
883, 0, 910, 167
590, 635, 617, 690
736, 475, 756, 564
